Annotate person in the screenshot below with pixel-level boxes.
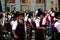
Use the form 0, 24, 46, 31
45, 11, 55, 36
45, 11, 52, 36
51, 11, 60, 40
12, 12, 25, 40
25, 12, 33, 40
10, 17, 15, 39
35, 11, 46, 40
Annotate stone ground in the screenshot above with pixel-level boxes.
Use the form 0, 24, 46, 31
31, 35, 51, 40
26, 31, 51, 40
31, 30, 52, 40
3, 30, 52, 40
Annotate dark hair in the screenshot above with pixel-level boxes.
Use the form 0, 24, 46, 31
14, 13, 19, 18
11, 10, 14, 14
19, 13, 24, 17
54, 11, 60, 18
42, 12, 45, 17
28, 13, 33, 18
36, 9, 43, 17
26, 12, 29, 15
15, 11, 20, 14
36, 12, 43, 17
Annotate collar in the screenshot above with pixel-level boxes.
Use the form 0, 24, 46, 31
56, 19, 60, 22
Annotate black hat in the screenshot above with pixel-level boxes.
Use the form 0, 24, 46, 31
19, 13, 24, 17
15, 11, 20, 14
14, 11, 20, 17
28, 13, 33, 18
54, 11, 60, 18
36, 9, 43, 17
14, 13, 19, 18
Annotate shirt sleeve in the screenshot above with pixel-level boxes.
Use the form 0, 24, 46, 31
24, 16, 28, 22
35, 19, 40, 28
28, 18, 31, 23
54, 22, 59, 28
24, 25, 27, 31
48, 16, 51, 21
42, 18, 46, 25
8, 15, 11, 20
24, 22, 27, 31
12, 21, 18, 30
10, 21, 14, 26
55, 22, 60, 33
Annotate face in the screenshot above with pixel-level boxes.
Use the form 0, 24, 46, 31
16, 17, 19, 20
40, 14, 43, 18
19, 15, 24, 20
57, 16, 60, 20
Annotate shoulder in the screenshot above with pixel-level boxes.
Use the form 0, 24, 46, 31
13, 20, 18, 24
35, 18, 40, 23
43, 17, 46, 20
10, 21, 14, 24
54, 22, 60, 27
24, 16, 28, 21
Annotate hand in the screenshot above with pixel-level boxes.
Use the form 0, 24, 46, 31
14, 35, 18, 39
40, 27, 46, 30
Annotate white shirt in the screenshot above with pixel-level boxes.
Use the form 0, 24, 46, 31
24, 22, 27, 31
24, 16, 28, 22
33, 17, 36, 21
42, 17, 46, 25
12, 19, 26, 31
54, 19, 60, 33
10, 21, 15, 27
8, 15, 12, 20
28, 18, 31, 23
24, 18, 32, 31
12, 20, 18, 30
35, 18, 40, 28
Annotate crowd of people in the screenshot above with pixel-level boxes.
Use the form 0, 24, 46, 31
0, 9, 60, 40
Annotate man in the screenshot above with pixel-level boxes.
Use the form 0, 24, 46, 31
25, 12, 33, 40
35, 11, 46, 40
52, 11, 60, 40
12, 12, 25, 40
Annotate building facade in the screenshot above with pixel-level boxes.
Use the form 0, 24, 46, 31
51, 0, 59, 11
1, 0, 59, 12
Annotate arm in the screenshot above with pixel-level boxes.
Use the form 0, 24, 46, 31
28, 18, 33, 27
35, 19, 46, 30
12, 30, 18, 39
42, 18, 48, 28
12, 21, 18, 39
35, 19, 40, 29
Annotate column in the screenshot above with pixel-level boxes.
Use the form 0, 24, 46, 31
15, 0, 20, 11
46, 0, 51, 11
1, 0, 5, 12
57, 0, 59, 10
30, 0, 36, 11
